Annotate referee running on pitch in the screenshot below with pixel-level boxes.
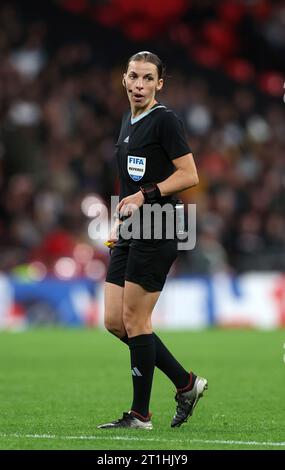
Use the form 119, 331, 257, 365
98, 51, 208, 430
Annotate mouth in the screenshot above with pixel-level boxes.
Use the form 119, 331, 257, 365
132, 93, 144, 101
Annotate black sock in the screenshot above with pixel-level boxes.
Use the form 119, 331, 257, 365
120, 334, 129, 345
121, 333, 191, 390
128, 334, 155, 418
153, 333, 191, 390
176, 371, 197, 392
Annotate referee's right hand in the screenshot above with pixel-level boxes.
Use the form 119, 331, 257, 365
116, 191, 144, 219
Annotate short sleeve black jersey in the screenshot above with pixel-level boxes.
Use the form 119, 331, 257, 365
115, 103, 191, 202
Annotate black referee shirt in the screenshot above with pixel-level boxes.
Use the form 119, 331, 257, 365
115, 103, 191, 203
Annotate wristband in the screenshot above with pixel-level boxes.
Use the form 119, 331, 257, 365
140, 183, 161, 204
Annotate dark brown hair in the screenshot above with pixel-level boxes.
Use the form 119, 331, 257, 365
126, 51, 166, 79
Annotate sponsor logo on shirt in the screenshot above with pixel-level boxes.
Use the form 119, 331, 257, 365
127, 156, 146, 181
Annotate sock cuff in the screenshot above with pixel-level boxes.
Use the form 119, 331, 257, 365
130, 410, 152, 421
128, 333, 154, 349
176, 372, 197, 392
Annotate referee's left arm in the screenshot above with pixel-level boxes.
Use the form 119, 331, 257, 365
157, 152, 199, 197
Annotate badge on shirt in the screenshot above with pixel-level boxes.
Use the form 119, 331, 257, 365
127, 156, 146, 181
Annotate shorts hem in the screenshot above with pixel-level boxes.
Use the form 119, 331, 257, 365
124, 276, 163, 293
105, 278, 125, 288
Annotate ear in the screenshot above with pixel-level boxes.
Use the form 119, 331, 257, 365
122, 74, 126, 87
156, 78, 164, 91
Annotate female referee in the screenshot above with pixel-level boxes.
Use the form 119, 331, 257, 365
98, 51, 207, 430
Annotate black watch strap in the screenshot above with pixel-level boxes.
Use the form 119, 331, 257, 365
140, 183, 161, 204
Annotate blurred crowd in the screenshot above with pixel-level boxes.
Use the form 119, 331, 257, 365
0, 3, 284, 281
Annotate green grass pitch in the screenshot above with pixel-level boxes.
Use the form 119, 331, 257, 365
0, 328, 284, 450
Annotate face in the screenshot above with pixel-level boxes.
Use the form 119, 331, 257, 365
123, 61, 163, 113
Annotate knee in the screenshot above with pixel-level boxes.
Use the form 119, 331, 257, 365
122, 305, 135, 337
104, 314, 125, 339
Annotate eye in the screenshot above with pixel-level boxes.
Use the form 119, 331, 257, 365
146, 76, 153, 81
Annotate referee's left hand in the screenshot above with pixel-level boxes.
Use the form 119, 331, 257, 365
117, 191, 144, 219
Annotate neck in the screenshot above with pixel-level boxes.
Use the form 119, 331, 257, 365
131, 99, 157, 118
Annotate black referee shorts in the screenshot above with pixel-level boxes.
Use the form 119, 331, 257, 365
105, 236, 178, 292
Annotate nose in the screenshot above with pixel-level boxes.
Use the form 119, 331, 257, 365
135, 77, 143, 90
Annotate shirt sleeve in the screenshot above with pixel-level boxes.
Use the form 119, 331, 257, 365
116, 111, 130, 145
158, 110, 192, 160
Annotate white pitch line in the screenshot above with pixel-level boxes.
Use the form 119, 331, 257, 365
0, 433, 285, 447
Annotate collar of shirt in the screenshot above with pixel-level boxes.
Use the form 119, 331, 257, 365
130, 104, 166, 125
